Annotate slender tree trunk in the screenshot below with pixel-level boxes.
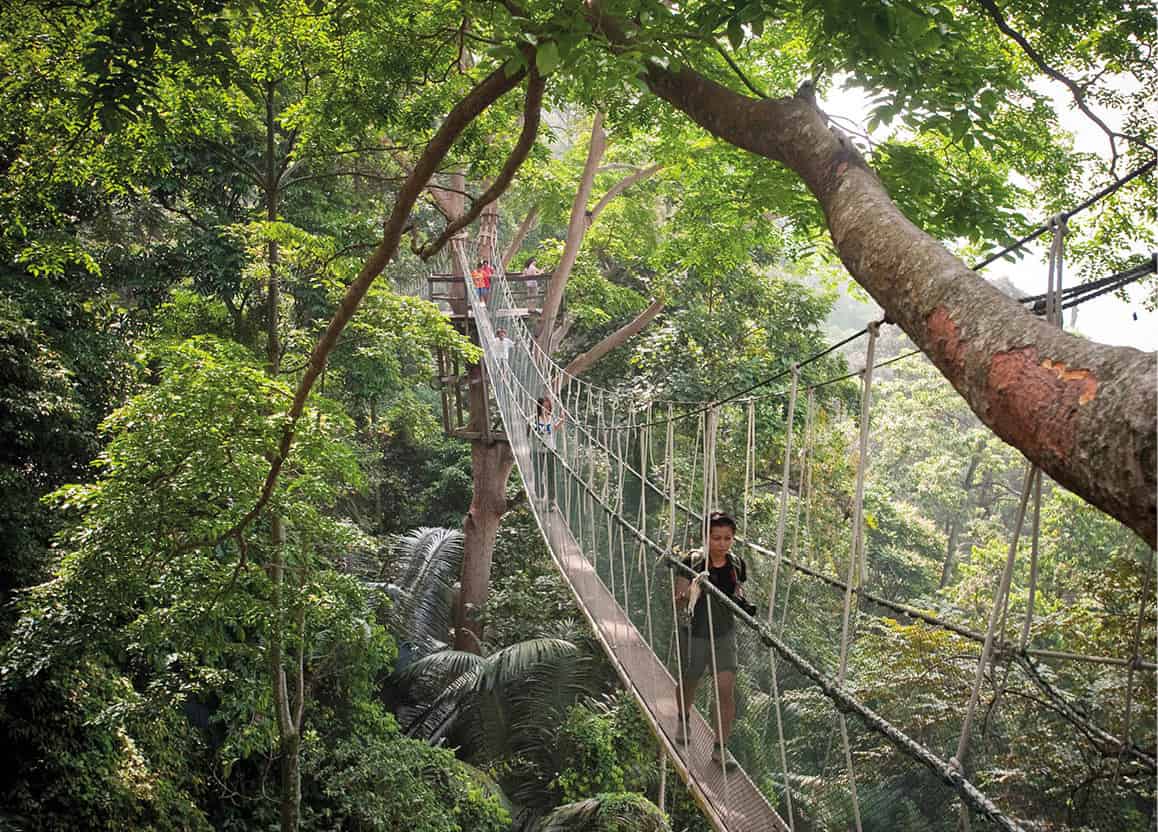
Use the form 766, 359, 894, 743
562, 298, 664, 378
261, 80, 303, 832
537, 112, 605, 347
502, 205, 540, 269
940, 451, 982, 588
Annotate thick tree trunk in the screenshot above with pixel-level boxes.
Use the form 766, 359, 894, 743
455, 427, 515, 652
446, 219, 517, 654
639, 65, 1157, 546
278, 730, 301, 832
562, 299, 664, 378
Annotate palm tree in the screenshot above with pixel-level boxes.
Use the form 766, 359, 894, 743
379, 529, 612, 805
535, 793, 670, 832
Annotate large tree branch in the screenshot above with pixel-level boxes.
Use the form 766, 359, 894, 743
537, 111, 606, 347
222, 63, 529, 542
420, 69, 545, 258
562, 298, 664, 379
637, 62, 1156, 545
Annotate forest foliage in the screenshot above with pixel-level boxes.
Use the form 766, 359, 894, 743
0, 0, 1154, 829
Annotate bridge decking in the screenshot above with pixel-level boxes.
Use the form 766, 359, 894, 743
537, 505, 788, 832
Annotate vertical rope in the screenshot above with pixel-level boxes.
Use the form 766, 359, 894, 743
666, 405, 676, 554
1018, 217, 1066, 648
834, 323, 880, 832
783, 389, 816, 631
682, 415, 703, 549
953, 464, 1036, 778
838, 324, 879, 675
768, 367, 799, 624
1018, 469, 1043, 650
1114, 550, 1153, 785
743, 398, 756, 540
700, 405, 730, 793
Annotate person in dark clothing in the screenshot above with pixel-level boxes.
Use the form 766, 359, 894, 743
673, 511, 751, 767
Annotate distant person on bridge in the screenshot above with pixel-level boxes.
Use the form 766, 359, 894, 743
493, 327, 512, 364
522, 256, 543, 295
471, 259, 492, 305
532, 396, 564, 505
674, 511, 753, 768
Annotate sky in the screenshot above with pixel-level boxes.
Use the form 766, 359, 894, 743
818, 81, 1157, 353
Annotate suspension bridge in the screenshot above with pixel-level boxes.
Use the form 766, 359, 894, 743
421, 175, 1157, 831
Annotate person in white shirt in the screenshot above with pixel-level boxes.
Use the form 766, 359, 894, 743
494, 328, 513, 363
523, 257, 543, 296
532, 396, 564, 504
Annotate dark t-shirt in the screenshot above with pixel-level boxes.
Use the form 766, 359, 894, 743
682, 552, 747, 637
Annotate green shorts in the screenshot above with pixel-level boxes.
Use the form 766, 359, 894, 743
678, 627, 738, 679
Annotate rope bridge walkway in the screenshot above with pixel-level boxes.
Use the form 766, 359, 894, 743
432, 183, 1155, 830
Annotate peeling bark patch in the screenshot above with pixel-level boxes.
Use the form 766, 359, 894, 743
986, 347, 1099, 460
836, 161, 848, 177
1040, 358, 1099, 404
925, 306, 965, 374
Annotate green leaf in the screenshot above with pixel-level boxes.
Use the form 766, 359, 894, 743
727, 18, 744, 50
536, 41, 560, 75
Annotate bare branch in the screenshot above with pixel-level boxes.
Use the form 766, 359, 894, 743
973, 0, 1156, 172
537, 111, 606, 346
588, 162, 663, 223
217, 61, 529, 545
562, 298, 664, 379
502, 204, 541, 268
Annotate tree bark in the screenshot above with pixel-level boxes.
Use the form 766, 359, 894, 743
562, 298, 664, 378
537, 111, 605, 347
638, 64, 1156, 546
455, 426, 515, 652
502, 205, 540, 268
588, 162, 663, 224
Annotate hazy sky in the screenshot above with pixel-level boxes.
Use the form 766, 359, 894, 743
819, 80, 1156, 353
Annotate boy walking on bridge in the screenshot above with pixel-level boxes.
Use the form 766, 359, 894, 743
674, 511, 751, 768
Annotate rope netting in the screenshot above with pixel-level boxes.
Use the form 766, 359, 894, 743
434, 208, 1155, 831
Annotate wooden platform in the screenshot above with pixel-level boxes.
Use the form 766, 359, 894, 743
534, 505, 789, 832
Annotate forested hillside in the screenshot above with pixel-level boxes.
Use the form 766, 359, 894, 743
0, 0, 1153, 830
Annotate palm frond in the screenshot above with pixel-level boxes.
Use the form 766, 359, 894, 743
476, 638, 580, 694
394, 648, 483, 694
389, 527, 465, 645
537, 795, 670, 832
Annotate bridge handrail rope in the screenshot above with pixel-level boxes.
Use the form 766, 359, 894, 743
496, 349, 1020, 828
487, 250, 1158, 779
481, 272, 1025, 823
508, 313, 1158, 679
